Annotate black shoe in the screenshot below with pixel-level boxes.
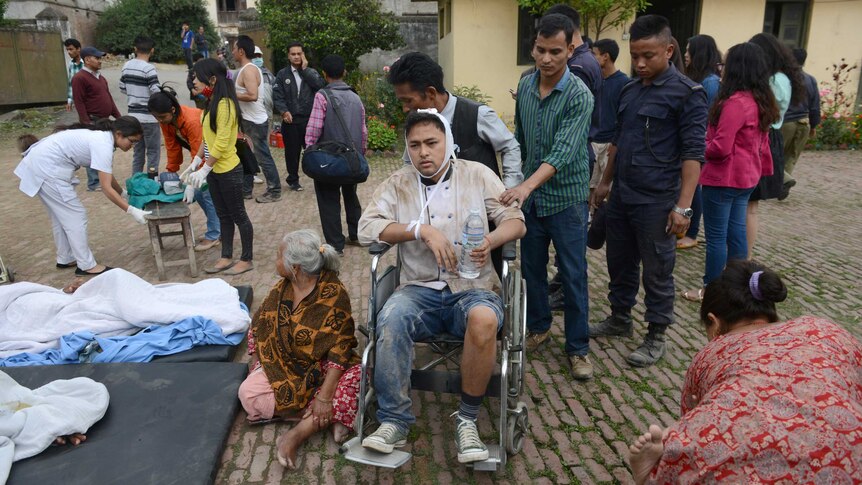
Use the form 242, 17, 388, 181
626, 332, 667, 367
243, 192, 253, 200
75, 266, 113, 276
255, 191, 282, 203
588, 313, 634, 338
549, 288, 565, 311
56, 262, 77, 269
548, 273, 563, 294
288, 183, 304, 192
777, 180, 796, 201
345, 237, 362, 247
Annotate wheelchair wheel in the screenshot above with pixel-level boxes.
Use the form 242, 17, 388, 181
505, 401, 529, 455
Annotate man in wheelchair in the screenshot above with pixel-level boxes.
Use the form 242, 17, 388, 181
357, 110, 526, 463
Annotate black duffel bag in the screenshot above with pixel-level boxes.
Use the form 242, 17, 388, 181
301, 90, 369, 185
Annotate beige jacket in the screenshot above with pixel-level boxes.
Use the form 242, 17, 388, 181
358, 159, 524, 293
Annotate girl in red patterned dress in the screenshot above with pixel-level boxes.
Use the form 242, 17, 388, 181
630, 260, 862, 484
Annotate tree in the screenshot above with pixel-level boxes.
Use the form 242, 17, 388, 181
517, 0, 651, 39
258, 0, 403, 71
96, 0, 218, 63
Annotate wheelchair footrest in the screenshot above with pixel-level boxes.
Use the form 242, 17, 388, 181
411, 369, 502, 398
469, 444, 504, 472
341, 436, 412, 469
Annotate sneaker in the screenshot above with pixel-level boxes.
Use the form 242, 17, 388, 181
525, 330, 550, 352
626, 333, 667, 367
255, 191, 281, 203
452, 413, 489, 463
588, 314, 633, 338
253, 175, 264, 184
288, 183, 304, 192
361, 422, 408, 454
195, 239, 220, 252
569, 354, 594, 380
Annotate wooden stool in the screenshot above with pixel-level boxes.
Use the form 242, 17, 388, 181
144, 201, 198, 281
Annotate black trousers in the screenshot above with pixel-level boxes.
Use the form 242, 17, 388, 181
313, 181, 361, 252
207, 164, 254, 261
183, 48, 193, 69
282, 120, 308, 185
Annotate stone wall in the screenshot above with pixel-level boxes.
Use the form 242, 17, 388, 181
358, 13, 438, 72
6, 0, 110, 46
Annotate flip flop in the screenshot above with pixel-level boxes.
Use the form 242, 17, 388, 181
681, 288, 704, 302
56, 262, 77, 269
224, 263, 254, 276
676, 239, 698, 249
204, 261, 235, 274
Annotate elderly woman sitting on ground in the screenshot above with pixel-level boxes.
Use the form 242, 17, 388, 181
238, 229, 361, 470
628, 260, 862, 484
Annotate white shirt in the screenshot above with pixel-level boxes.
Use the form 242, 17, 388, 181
82, 66, 101, 79
235, 63, 268, 124
291, 66, 302, 93
15, 130, 114, 197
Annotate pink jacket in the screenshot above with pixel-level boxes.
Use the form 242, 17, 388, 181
700, 91, 773, 189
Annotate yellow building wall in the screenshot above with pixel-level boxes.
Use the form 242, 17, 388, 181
698, 0, 767, 54
805, 1, 862, 103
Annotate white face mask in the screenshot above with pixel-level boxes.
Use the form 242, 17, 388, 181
251, 58, 263, 68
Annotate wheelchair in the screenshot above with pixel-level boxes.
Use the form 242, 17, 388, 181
341, 241, 529, 472
0, 255, 14, 285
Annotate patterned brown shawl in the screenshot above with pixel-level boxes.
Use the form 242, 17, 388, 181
252, 269, 359, 414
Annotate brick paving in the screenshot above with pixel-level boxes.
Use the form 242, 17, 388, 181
0, 127, 859, 484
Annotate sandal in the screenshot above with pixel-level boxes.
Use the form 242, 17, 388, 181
204, 261, 235, 274
681, 288, 704, 302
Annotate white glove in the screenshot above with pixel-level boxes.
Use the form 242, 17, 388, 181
121, 188, 129, 201
183, 184, 196, 204
126, 205, 151, 224
187, 163, 213, 189
179, 156, 203, 184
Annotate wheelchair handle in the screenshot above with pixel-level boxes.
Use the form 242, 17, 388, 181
501, 241, 517, 261
368, 242, 393, 255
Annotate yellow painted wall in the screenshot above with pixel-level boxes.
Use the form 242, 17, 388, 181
698, 0, 767, 54
805, 0, 862, 103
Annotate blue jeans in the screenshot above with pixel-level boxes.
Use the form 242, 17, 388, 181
685, 184, 702, 239
241, 120, 281, 195
196, 188, 220, 241
702, 186, 754, 285
86, 168, 100, 190
521, 202, 589, 356
374, 285, 503, 432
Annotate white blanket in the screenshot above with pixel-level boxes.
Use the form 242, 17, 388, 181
0, 269, 251, 358
0, 371, 110, 483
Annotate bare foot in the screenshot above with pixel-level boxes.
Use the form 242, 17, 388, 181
629, 424, 664, 485
63, 277, 86, 294
54, 433, 87, 446
676, 236, 698, 249
276, 430, 301, 470
332, 422, 350, 444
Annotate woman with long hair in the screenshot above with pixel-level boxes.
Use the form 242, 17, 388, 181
746, 33, 806, 256
148, 85, 221, 252
186, 58, 255, 275
678, 34, 723, 251
14, 117, 147, 276
682, 42, 779, 302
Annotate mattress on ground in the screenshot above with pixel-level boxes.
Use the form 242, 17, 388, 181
5, 362, 247, 485
151, 285, 254, 363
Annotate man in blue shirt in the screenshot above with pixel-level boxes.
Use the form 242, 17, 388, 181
180, 22, 194, 69
590, 39, 629, 195
589, 15, 707, 367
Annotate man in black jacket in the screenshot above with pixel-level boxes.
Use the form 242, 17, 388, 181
273, 42, 325, 191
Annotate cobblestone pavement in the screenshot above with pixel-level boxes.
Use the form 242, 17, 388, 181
1, 134, 859, 484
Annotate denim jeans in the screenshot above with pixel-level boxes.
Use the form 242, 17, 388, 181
196, 188, 220, 241
86, 168, 100, 190
521, 202, 590, 356
605, 192, 676, 327
685, 184, 703, 239
131, 122, 162, 175
701, 186, 754, 285
241, 120, 281, 195
374, 285, 503, 432
207, 164, 253, 261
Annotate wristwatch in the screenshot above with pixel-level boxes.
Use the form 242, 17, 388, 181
673, 206, 694, 219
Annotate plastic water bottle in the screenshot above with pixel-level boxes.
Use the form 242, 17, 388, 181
459, 209, 485, 279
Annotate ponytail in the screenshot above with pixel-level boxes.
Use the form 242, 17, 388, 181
700, 260, 787, 332
148, 84, 182, 117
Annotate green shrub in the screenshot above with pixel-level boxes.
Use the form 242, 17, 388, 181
349, 70, 405, 130
367, 117, 398, 152
808, 60, 860, 150
95, 0, 218, 63
452, 85, 493, 105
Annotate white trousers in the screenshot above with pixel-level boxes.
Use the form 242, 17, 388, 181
36, 180, 97, 270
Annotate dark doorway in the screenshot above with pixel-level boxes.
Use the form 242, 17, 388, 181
641, 0, 702, 47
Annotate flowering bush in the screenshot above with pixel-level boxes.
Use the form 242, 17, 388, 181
348, 69, 405, 131
809, 60, 859, 150
366, 116, 398, 152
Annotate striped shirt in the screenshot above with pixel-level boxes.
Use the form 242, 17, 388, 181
67, 58, 83, 104
119, 59, 160, 123
515, 70, 593, 216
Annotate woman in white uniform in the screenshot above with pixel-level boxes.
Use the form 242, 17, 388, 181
14, 116, 149, 276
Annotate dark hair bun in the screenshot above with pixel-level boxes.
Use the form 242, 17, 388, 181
757, 269, 787, 303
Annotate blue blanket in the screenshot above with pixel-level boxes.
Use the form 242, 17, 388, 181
0, 316, 243, 367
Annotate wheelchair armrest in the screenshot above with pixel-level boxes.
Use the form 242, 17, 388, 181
368, 242, 393, 256
501, 241, 517, 261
